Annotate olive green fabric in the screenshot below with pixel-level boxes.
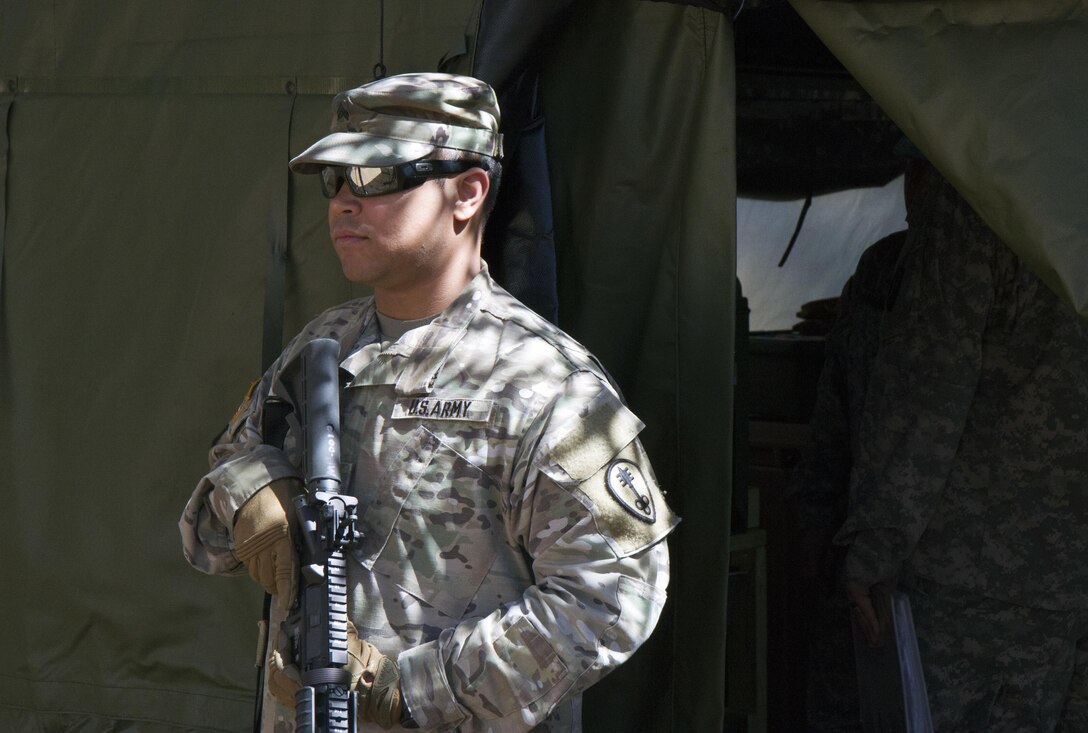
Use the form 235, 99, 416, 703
0, 1, 735, 731
541, 6, 735, 731
0, 82, 10, 303
792, 0, 1088, 317
0, 5, 474, 731
0, 88, 291, 730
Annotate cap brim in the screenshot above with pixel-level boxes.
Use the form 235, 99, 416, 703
289, 132, 435, 173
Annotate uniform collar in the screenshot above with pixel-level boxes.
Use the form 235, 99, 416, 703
340, 265, 494, 395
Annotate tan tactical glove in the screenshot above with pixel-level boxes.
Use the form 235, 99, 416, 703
345, 620, 403, 729
267, 628, 302, 709
232, 478, 301, 611
265, 622, 404, 730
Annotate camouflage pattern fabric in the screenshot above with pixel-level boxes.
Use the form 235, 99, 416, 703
790, 230, 905, 733
905, 576, 1088, 732
791, 229, 906, 535
180, 267, 678, 732
290, 73, 503, 173
834, 174, 1088, 728
836, 172, 1088, 606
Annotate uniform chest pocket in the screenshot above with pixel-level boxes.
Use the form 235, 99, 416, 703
354, 426, 501, 619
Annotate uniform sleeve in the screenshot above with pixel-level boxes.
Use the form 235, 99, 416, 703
790, 279, 855, 534
179, 304, 370, 576
834, 179, 996, 586
791, 231, 906, 535
397, 373, 678, 731
178, 370, 301, 577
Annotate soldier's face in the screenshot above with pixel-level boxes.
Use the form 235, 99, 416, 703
327, 176, 456, 290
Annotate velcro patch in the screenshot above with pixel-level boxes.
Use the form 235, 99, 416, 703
549, 391, 644, 482
572, 442, 679, 557
391, 397, 493, 423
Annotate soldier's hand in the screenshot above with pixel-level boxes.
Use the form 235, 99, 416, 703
233, 478, 301, 611
846, 580, 885, 648
346, 621, 403, 729
267, 628, 302, 709
265, 623, 404, 724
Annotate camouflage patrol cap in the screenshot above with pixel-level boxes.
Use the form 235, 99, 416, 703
289, 72, 503, 173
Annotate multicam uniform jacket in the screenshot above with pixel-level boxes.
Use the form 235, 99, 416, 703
180, 268, 677, 732
835, 175, 1088, 610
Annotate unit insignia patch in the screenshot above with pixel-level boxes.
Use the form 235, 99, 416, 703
605, 459, 656, 524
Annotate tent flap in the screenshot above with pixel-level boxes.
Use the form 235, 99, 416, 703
542, 5, 736, 730
792, 0, 1088, 316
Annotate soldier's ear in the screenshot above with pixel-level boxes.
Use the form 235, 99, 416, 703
451, 167, 489, 224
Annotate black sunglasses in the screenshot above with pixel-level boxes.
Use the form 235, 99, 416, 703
319, 159, 486, 199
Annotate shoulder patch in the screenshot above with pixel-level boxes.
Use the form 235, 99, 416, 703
532, 376, 679, 556
231, 379, 261, 425
605, 460, 657, 523
573, 441, 679, 557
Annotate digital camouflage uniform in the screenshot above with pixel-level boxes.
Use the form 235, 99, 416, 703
791, 229, 905, 733
834, 173, 1088, 731
181, 268, 678, 732
792, 230, 907, 534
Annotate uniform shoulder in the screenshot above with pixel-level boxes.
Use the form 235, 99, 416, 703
855, 229, 906, 277
273, 296, 375, 369
482, 282, 609, 381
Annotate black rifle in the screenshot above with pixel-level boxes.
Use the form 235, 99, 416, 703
264, 338, 363, 733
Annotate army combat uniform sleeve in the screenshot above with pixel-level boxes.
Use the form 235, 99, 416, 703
835, 178, 995, 587
178, 370, 301, 576
790, 283, 855, 535
396, 370, 678, 731
179, 302, 370, 577
179, 355, 302, 577
791, 231, 907, 536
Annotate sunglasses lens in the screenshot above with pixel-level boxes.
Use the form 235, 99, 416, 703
319, 160, 470, 198
347, 166, 398, 195
320, 167, 343, 198
321, 166, 401, 197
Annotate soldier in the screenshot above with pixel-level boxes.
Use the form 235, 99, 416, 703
789, 152, 929, 732
790, 230, 905, 733
836, 163, 1088, 730
179, 72, 678, 732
